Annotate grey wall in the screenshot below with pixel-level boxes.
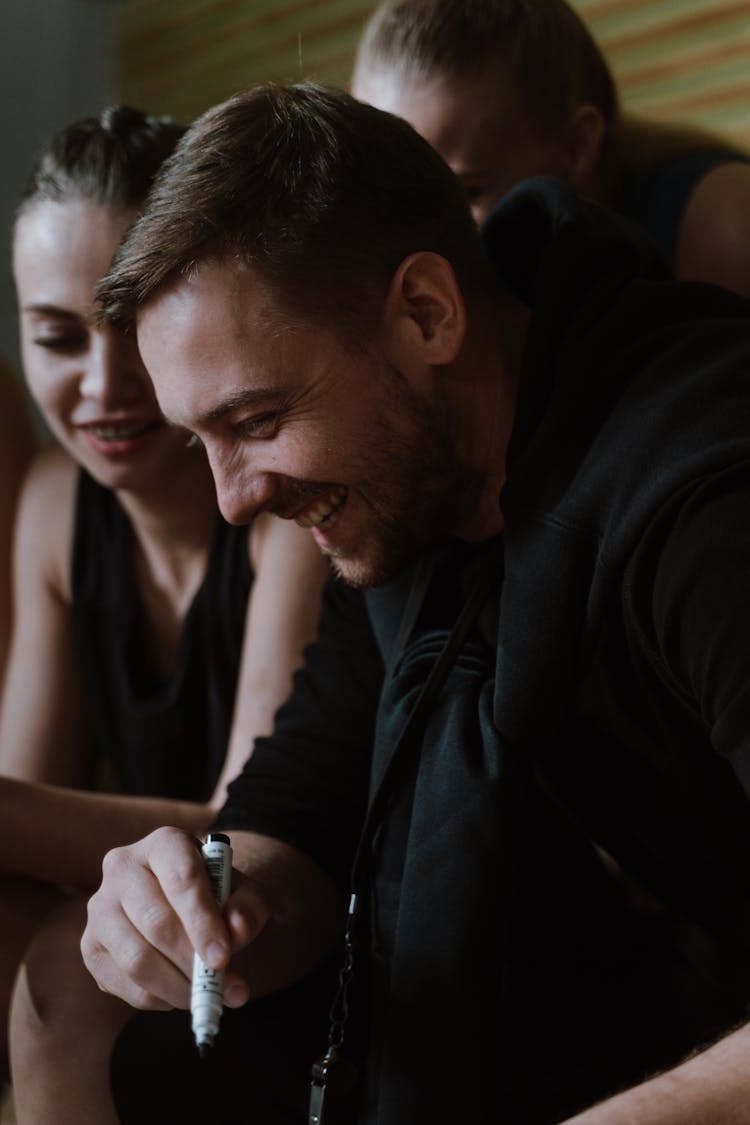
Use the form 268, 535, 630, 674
0, 0, 119, 376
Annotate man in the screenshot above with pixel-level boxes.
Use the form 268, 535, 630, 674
82, 83, 750, 1123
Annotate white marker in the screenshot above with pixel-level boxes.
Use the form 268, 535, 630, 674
191, 832, 232, 1057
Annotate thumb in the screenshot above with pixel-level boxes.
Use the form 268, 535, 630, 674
224, 877, 272, 952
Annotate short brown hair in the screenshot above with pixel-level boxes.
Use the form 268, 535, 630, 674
98, 82, 490, 334
353, 0, 618, 136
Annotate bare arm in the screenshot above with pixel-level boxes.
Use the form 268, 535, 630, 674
0, 777, 213, 888
0, 456, 327, 888
675, 161, 750, 299
0, 356, 38, 688
562, 1024, 750, 1124
81, 825, 343, 1010
209, 513, 329, 811
0, 445, 94, 785
0, 448, 212, 885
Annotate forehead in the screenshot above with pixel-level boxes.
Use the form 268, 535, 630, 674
14, 198, 133, 307
353, 65, 520, 169
136, 261, 307, 425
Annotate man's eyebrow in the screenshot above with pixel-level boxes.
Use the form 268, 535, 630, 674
22, 303, 79, 319
194, 387, 278, 428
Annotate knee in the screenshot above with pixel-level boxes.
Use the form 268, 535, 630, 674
12, 895, 89, 1035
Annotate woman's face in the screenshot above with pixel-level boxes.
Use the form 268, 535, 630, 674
13, 197, 192, 492
352, 63, 572, 225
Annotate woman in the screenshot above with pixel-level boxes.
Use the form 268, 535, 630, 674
2, 106, 329, 1123
352, 0, 750, 298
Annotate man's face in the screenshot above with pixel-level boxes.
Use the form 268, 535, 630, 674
137, 260, 478, 587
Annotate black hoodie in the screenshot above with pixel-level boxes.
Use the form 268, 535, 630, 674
218, 177, 750, 1123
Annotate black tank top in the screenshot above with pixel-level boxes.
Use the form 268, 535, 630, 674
624, 145, 750, 266
72, 470, 253, 801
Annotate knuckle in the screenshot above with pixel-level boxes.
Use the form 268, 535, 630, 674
162, 851, 204, 900
101, 844, 129, 877
141, 898, 178, 946
79, 934, 101, 975
122, 940, 154, 985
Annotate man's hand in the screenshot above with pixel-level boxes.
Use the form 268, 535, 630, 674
80, 826, 266, 1011
81, 825, 344, 1012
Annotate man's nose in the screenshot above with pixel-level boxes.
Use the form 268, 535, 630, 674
208, 452, 281, 526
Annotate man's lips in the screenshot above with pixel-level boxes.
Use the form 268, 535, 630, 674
288, 485, 348, 529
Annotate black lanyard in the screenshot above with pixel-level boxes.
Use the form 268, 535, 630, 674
309, 541, 501, 1124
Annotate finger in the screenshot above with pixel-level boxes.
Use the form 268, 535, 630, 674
104, 827, 231, 972
82, 828, 209, 1009
225, 887, 271, 953
82, 894, 187, 1011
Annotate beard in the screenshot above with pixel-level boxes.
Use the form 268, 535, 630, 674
324, 362, 482, 589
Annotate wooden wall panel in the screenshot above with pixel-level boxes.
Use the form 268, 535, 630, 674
119, 0, 750, 144
119, 0, 374, 122
570, 0, 750, 143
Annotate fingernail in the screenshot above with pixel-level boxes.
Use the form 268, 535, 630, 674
204, 941, 227, 969
224, 981, 250, 1007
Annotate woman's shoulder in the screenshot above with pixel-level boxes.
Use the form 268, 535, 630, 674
15, 444, 79, 599
617, 116, 750, 294
23, 442, 78, 501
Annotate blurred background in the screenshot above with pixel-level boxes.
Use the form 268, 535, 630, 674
2, 0, 750, 371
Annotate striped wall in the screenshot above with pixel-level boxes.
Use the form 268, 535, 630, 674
570, 0, 750, 144
119, 0, 374, 123
119, 0, 750, 144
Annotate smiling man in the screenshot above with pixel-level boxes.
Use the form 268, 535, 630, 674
82, 83, 750, 1124
136, 256, 509, 588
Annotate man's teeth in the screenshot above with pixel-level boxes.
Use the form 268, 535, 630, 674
296, 487, 348, 529
86, 422, 155, 440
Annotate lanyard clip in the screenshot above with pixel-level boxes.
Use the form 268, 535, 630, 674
308, 1045, 358, 1125
309, 1045, 338, 1125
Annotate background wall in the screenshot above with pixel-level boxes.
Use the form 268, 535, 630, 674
573, 0, 750, 143
118, 0, 750, 146
3, 0, 750, 377
0, 0, 119, 373
119, 0, 374, 122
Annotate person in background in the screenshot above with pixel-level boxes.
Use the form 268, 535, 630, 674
0, 353, 38, 687
1, 106, 329, 1124
351, 0, 750, 297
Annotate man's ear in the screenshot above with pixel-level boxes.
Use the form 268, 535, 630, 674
384, 251, 466, 364
565, 103, 607, 188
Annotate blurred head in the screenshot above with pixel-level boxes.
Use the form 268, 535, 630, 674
13, 106, 190, 492
102, 84, 510, 586
352, 0, 618, 223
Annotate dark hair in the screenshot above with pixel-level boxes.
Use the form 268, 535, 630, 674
353, 0, 619, 135
16, 105, 186, 224
98, 82, 492, 335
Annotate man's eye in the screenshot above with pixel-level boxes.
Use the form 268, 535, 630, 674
33, 334, 87, 352
237, 413, 279, 439
185, 431, 204, 450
